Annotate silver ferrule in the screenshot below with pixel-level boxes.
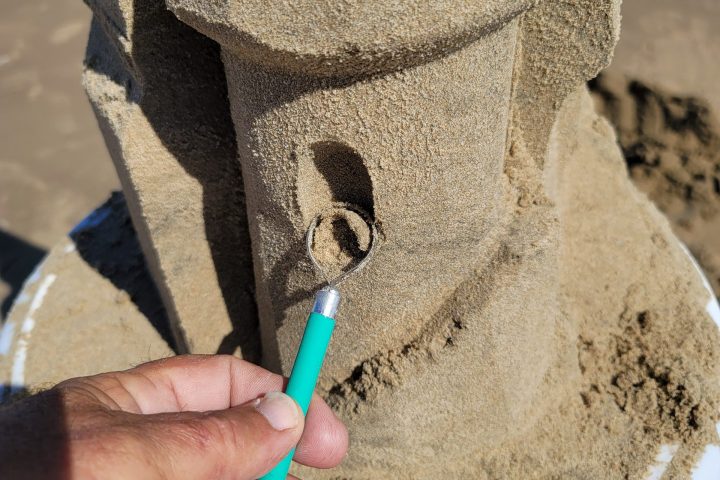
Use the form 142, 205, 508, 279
312, 287, 341, 319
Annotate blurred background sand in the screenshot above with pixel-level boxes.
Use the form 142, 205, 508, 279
1, 0, 718, 318
0, 0, 117, 316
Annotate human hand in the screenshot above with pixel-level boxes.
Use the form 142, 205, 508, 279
0, 355, 348, 479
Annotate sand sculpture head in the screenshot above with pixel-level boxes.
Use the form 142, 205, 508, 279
160, 0, 620, 473
81, 0, 620, 475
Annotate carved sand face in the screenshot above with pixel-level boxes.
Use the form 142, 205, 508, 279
71, 0, 629, 476
161, 0, 619, 463
167, 3, 551, 435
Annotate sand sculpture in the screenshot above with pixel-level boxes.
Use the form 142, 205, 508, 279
1, 0, 719, 478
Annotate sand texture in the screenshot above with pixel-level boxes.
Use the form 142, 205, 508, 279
0, 0, 119, 319
82, 0, 260, 359
171, 0, 717, 477
606, 0, 720, 117
589, 0, 720, 305
0, 193, 172, 397
545, 88, 718, 479
0, 1, 118, 251
166, 0, 535, 77
2, 0, 717, 478
8, 84, 715, 478
291, 86, 720, 480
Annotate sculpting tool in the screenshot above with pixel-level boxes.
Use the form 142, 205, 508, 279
260, 213, 378, 480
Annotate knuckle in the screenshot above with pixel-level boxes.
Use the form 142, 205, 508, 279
182, 413, 246, 457
178, 415, 218, 452
158, 415, 233, 478
205, 414, 244, 451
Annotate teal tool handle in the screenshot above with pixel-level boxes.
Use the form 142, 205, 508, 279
259, 311, 336, 480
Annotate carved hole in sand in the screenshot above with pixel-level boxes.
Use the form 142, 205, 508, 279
311, 206, 373, 279
298, 141, 375, 278
301, 141, 374, 216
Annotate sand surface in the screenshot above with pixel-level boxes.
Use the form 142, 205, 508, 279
591, 73, 720, 298
0, 1, 718, 478
0, 0, 118, 318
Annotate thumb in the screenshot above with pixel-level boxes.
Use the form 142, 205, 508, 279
144, 392, 304, 480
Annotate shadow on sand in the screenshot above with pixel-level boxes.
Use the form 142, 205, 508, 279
0, 230, 46, 319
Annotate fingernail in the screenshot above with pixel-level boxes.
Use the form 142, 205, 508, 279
255, 392, 300, 431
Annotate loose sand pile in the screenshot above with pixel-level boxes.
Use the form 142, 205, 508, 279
437, 88, 720, 480
591, 72, 720, 298
295, 88, 720, 479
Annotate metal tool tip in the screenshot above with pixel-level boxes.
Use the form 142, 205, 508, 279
312, 287, 341, 319
305, 208, 379, 288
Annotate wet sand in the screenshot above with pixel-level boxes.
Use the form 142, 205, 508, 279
0, 0, 118, 316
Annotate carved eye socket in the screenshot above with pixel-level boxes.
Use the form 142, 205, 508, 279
309, 205, 373, 281
298, 140, 376, 280
297, 140, 374, 220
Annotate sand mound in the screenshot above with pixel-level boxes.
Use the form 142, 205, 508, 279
590, 72, 720, 298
